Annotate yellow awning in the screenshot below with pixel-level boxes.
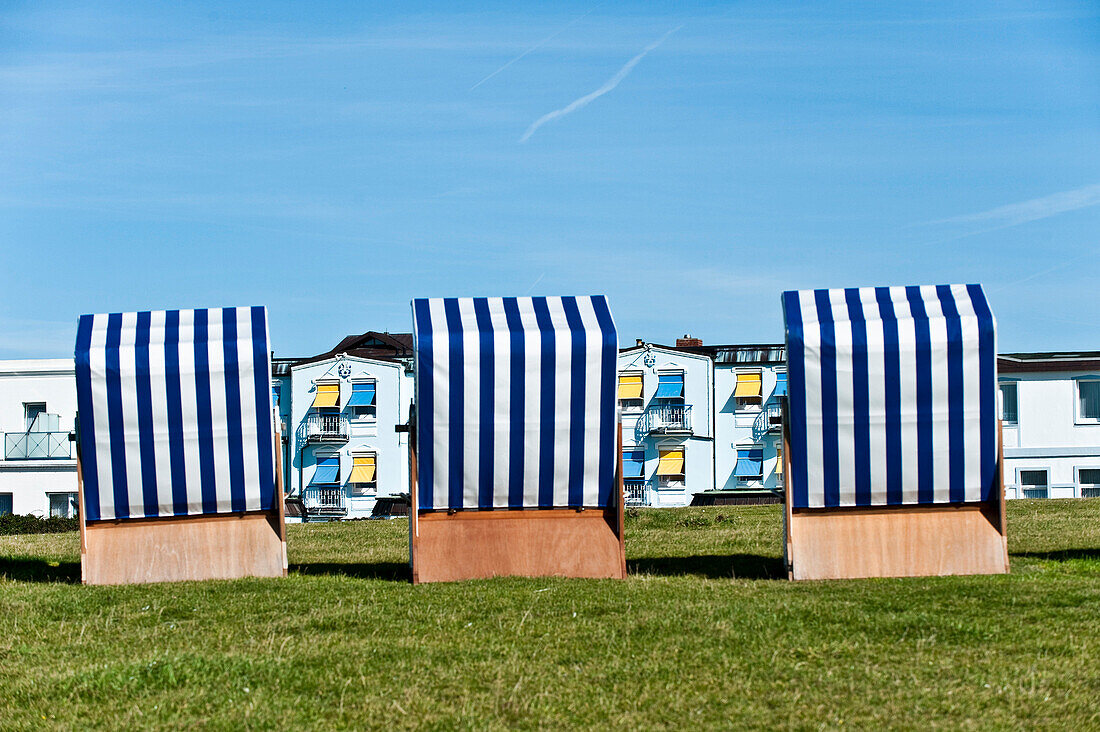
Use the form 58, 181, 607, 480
775, 447, 783, 476
734, 372, 762, 398
656, 449, 685, 476
349, 454, 376, 483
618, 373, 643, 400
312, 383, 340, 408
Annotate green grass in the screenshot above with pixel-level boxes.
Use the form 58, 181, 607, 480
2, 501, 1100, 730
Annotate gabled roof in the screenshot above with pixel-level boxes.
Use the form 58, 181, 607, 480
292, 331, 413, 367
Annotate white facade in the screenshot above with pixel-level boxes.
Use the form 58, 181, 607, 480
0, 359, 79, 517
712, 348, 787, 494
999, 353, 1100, 499
618, 346, 714, 506
286, 355, 412, 520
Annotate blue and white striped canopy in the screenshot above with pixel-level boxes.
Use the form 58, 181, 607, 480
412, 296, 619, 510
74, 307, 277, 521
782, 285, 997, 509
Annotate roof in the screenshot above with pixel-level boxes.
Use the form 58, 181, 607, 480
998, 351, 1100, 374
623, 342, 786, 365
292, 331, 414, 367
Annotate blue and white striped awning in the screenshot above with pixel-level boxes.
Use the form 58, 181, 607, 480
74, 307, 278, 521
782, 285, 997, 509
412, 296, 619, 510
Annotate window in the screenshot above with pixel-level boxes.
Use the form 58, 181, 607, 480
999, 383, 1018, 425
775, 445, 784, 479
48, 492, 78, 519
1079, 468, 1100, 499
311, 455, 341, 484
772, 372, 788, 399
654, 372, 684, 401
734, 371, 762, 409
348, 453, 377, 495
622, 448, 645, 479
733, 446, 764, 481
1018, 469, 1049, 499
347, 382, 377, 419
1078, 379, 1100, 423
271, 384, 281, 408
0, 493, 12, 517
24, 402, 47, 430
618, 372, 644, 410
655, 448, 685, 483
311, 382, 340, 409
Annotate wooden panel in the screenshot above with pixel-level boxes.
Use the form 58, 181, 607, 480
83, 512, 285, 585
413, 508, 626, 584
788, 503, 1008, 580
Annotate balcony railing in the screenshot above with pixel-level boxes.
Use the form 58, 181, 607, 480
4, 431, 72, 460
624, 481, 647, 506
752, 402, 783, 439
637, 404, 692, 438
302, 485, 348, 518
303, 413, 349, 442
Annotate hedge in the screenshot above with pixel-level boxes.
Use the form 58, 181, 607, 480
0, 514, 79, 535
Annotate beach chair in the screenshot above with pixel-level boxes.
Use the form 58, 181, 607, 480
74, 307, 286, 584
407, 296, 626, 583
781, 285, 1008, 580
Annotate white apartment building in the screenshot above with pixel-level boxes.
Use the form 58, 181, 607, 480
999, 352, 1100, 499
618, 342, 714, 506
280, 332, 414, 521
0, 359, 79, 517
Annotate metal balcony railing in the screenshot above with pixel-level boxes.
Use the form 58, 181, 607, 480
752, 402, 783, 439
637, 404, 692, 438
302, 485, 348, 518
4, 431, 72, 460
303, 413, 349, 442
624, 481, 647, 506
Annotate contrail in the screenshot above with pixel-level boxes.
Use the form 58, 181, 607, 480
930, 182, 1100, 228
519, 25, 681, 143
470, 6, 599, 91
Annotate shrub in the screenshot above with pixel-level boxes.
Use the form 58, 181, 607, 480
0, 513, 79, 536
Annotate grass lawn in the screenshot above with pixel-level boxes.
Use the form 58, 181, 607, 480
2, 501, 1100, 730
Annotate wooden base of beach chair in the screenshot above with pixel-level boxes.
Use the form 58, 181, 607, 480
77, 431, 289, 586
411, 508, 626, 583
782, 420, 1009, 581
407, 429, 627, 584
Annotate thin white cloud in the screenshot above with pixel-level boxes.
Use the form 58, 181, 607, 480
932, 183, 1100, 228
470, 6, 598, 91
519, 25, 680, 143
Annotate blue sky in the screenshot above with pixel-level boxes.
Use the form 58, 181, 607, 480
1, 0, 1098, 358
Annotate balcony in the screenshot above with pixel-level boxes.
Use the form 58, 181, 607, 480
637, 404, 692, 438
752, 401, 783, 440
303, 413, 349, 443
4, 431, 72, 460
302, 485, 348, 519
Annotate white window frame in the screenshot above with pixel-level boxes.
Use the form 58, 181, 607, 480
349, 450, 378, 495
655, 369, 686, 405
735, 443, 764, 482
348, 379, 378, 421
312, 450, 342, 485
313, 379, 342, 411
1076, 466, 1100, 499
24, 402, 47, 430
998, 382, 1018, 425
1075, 377, 1100, 425
1017, 467, 1050, 499
47, 491, 78, 519
657, 445, 686, 486
618, 370, 645, 412
735, 369, 763, 412
0, 492, 12, 516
